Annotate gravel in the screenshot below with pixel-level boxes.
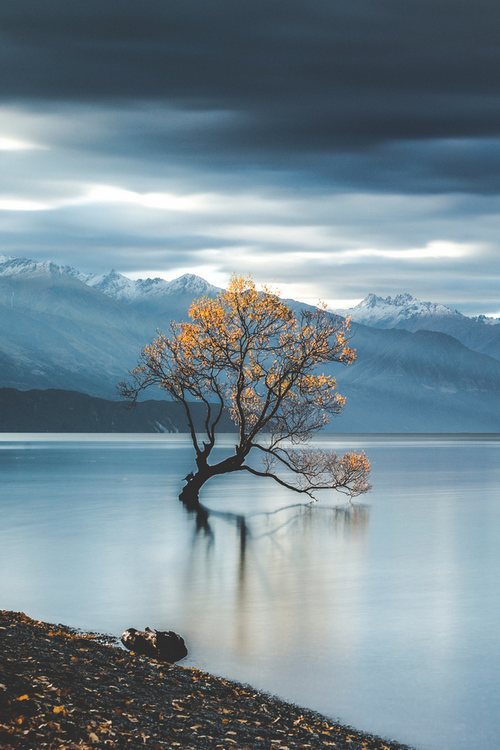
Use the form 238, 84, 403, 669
0, 610, 414, 750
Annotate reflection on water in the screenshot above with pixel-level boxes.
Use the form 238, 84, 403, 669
187, 500, 370, 609
188, 496, 370, 547
0, 434, 499, 750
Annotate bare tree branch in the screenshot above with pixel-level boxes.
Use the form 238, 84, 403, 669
120, 275, 370, 505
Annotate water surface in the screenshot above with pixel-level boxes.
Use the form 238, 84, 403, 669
1, 434, 499, 750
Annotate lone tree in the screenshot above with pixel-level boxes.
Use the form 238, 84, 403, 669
120, 276, 370, 508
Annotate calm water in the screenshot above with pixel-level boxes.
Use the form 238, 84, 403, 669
0, 434, 499, 750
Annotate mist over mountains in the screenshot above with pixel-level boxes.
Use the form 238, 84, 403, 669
0, 256, 499, 432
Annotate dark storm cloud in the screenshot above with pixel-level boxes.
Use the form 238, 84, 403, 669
1, 0, 499, 314
2, 0, 500, 186
2, 0, 498, 104
2, 0, 500, 195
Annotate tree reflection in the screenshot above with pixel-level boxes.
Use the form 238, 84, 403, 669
182, 497, 370, 594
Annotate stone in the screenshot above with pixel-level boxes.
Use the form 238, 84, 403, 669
121, 626, 188, 662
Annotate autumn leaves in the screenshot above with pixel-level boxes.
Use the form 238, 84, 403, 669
121, 275, 370, 501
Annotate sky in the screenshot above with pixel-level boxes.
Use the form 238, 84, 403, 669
1, 0, 499, 315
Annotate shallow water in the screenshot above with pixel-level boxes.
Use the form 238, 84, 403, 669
1, 433, 499, 750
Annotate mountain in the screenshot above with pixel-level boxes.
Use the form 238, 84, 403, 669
85, 269, 138, 300
339, 292, 460, 327
85, 269, 218, 303
0, 257, 221, 399
0, 256, 499, 431
472, 314, 500, 326
340, 293, 500, 361
333, 326, 500, 431
0, 258, 146, 397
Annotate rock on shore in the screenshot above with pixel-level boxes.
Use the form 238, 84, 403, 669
121, 627, 188, 662
0, 610, 413, 750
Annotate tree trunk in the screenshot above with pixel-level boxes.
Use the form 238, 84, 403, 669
179, 455, 245, 509
179, 470, 211, 509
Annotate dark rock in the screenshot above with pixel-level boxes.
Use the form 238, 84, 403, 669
121, 626, 188, 662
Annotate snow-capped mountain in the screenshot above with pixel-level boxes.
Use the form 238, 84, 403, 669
0, 256, 499, 430
85, 269, 138, 299
0, 257, 218, 301
339, 292, 500, 362
339, 293, 461, 327
160, 273, 217, 297
0, 256, 222, 398
85, 269, 218, 302
0, 256, 87, 281
472, 314, 500, 326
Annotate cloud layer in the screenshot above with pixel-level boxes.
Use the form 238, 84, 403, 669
1, 1, 499, 313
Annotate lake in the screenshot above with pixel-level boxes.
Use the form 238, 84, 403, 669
0, 434, 499, 750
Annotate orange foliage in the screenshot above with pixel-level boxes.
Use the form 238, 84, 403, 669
121, 276, 370, 499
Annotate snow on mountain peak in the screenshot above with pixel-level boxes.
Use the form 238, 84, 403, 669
343, 292, 462, 327
355, 292, 419, 310
0, 255, 220, 304
164, 273, 215, 295
472, 314, 500, 326
0, 255, 86, 282
86, 269, 137, 299
392, 293, 418, 306
86, 270, 217, 301
360, 293, 383, 308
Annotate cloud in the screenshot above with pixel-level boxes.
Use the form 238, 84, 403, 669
0, 2, 499, 314
2, 1, 500, 155
0, 135, 45, 151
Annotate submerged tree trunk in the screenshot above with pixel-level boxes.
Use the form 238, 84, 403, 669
179, 471, 210, 509
179, 455, 245, 509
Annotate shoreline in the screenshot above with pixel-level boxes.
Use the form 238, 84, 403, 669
0, 610, 414, 750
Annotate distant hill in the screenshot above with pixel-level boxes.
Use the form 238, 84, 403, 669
0, 385, 498, 433
0, 256, 499, 431
333, 327, 500, 432
0, 388, 235, 433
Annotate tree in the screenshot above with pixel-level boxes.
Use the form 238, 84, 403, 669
120, 275, 370, 508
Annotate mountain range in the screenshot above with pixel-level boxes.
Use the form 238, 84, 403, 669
0, 255, 499, 432
338, 293, 500, 361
